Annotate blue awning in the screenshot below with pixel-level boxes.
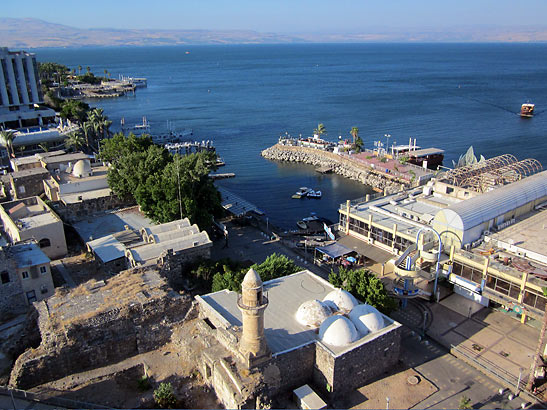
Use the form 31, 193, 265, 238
315, 243, 353, 259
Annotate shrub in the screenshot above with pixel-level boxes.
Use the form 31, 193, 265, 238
154, 382, 177, 408
137, 375, 151, 391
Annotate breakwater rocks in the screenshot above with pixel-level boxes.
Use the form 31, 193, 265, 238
261, 144, 406, 194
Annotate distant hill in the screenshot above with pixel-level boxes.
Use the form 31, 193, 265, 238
1, 18, 547, 48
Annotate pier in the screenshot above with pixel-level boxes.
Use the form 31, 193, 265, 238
210, 173, 235, 180
165, 141, 216, 156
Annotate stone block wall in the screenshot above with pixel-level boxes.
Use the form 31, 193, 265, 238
53, 194, 134, 224
0, 251, 27, 318
9, 274, 192, 389
159, 246, 212, 289
314, 324, 402, 398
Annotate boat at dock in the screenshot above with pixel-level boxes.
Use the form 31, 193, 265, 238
297, 214, 319, 230
520, 103, 535, 118
307, 189, 322, 199
292, 187, 311, 199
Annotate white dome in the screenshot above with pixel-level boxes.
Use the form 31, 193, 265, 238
72, 159, 91, 177
318, 315, 359, 347
349, 304, 385, 334
322, 289, 359, 312
295, 299, 333, 327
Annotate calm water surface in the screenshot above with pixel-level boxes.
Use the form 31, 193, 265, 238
35, 44, 547, 229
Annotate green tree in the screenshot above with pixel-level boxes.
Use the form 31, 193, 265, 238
314, 123, 326, 137
350, 126, 359, 145
78, 65, 82, 75
99, 132, 153, 163
354, 136, 364, 153
65, 131, 85, 152
38, 62, 69, 82
211, 253, 300, 293
0, 130, 17, 159
154, 382, 177, 408
60, 99, 90, 124
87, 108, 112, 148
329, 267, 398, 314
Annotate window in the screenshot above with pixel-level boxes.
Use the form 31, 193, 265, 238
38, 238, 51, 248
40, 285, 48, 294
21, 271, 29, 279
1, 271, 9, 284
39, 266, 47, 274
26, 290, 37, 303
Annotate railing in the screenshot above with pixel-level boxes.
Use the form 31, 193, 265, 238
0, 385, 111, 409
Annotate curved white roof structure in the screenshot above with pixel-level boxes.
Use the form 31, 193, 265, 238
295, 299, 333, 327
433, 170, 547, 245
322, 289, 359, 312
72, 159, 92, 178
349, 304, 385, 334
318, 315, 359, 347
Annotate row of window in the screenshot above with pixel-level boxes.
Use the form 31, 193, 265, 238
341, 214, 413, 252
452, 261, 547, 313
0, 266, 48, 284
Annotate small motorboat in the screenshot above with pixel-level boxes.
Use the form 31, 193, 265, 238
520, 102, 535, 118
307, 190, 322, 198
293, 186, 311, 199
296, 214, 319, 229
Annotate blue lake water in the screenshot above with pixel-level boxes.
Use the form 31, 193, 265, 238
34, 44, 547, 229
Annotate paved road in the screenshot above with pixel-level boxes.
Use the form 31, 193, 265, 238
402, 335, 528, 409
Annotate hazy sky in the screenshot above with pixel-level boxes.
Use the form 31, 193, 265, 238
4, 0, 547, 32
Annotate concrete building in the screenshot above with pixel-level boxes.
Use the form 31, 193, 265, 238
9, 167, 50, 199
337, 169, 547, 323
8, 241, 54, 305
0, 241, 53, 315
0, 196, 67, 259
195, 270, 402, 408
0, 48, 61, 160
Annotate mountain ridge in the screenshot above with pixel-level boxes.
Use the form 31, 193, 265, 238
1, 18, 547, 48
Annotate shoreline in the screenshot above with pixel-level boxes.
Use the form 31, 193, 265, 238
261, 144, 409, 195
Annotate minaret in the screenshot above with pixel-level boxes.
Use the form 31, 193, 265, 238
237, 268, 270, 367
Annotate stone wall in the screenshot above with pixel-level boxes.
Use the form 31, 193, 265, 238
262, 144, 406, 194
9, 268, 192, 389
262, 343, 316, 397
0, 250, 27, 318
314, 324, 403, 398
52, 194, 134, 224
159, 246, 212, 289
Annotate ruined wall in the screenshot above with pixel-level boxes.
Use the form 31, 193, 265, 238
10, 171, 49, 199
159, 246, 212, 289
9, 270, 192, 389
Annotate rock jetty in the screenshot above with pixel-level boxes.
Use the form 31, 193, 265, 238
261, 144, 406, 194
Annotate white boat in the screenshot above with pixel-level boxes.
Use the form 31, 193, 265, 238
293, 186, 311, 199
296, 214, 319, 230
307, 190, 322, 198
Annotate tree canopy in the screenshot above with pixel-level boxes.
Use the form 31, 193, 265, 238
100, 133, 222, 228
60, 99, 90, 124
329, 267, 398, 314
211, 253, 300, 293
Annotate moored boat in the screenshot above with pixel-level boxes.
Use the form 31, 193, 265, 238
307, 190, 322, 198
521, 103, 535, 118
292, 187, 311, 199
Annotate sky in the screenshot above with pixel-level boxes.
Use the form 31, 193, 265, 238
4, 0, 547, 33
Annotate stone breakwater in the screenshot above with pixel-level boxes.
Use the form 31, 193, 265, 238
261, 144, 406, 194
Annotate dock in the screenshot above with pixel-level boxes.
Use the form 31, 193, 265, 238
216, 186, 264, 217
315, 165, 333, 174
210, 173, 235, 180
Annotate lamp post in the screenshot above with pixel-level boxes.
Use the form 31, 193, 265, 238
415, 227, 443, 300
384, 134, 391, 155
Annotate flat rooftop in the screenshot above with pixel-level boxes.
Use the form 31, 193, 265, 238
488, 209, 547, 260
10, 167, 50, 179
40, 152, 90, 165
61, 188, 112, 204
56, 165, 109, 184
73, 207, 152, 242
199, 270, 399, 357
9, 242, 50, 268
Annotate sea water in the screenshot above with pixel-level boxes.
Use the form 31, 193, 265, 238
35, 43, 547, 229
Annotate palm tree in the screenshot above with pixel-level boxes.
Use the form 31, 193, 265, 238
350, 126, 359, 145
78, 65, 82, 75
314, 123, 326, 137
65, 131, 85, 152
87, 108, 112, 150
0, 130, 16, 159
86, 66, 91, 74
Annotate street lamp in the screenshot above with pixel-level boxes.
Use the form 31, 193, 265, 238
384, 134, 391, 155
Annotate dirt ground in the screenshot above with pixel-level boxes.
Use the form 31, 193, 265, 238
334, 362, 437, 409
33, 329, 222, 409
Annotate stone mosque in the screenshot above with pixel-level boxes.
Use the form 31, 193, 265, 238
188, 268, 403, 408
